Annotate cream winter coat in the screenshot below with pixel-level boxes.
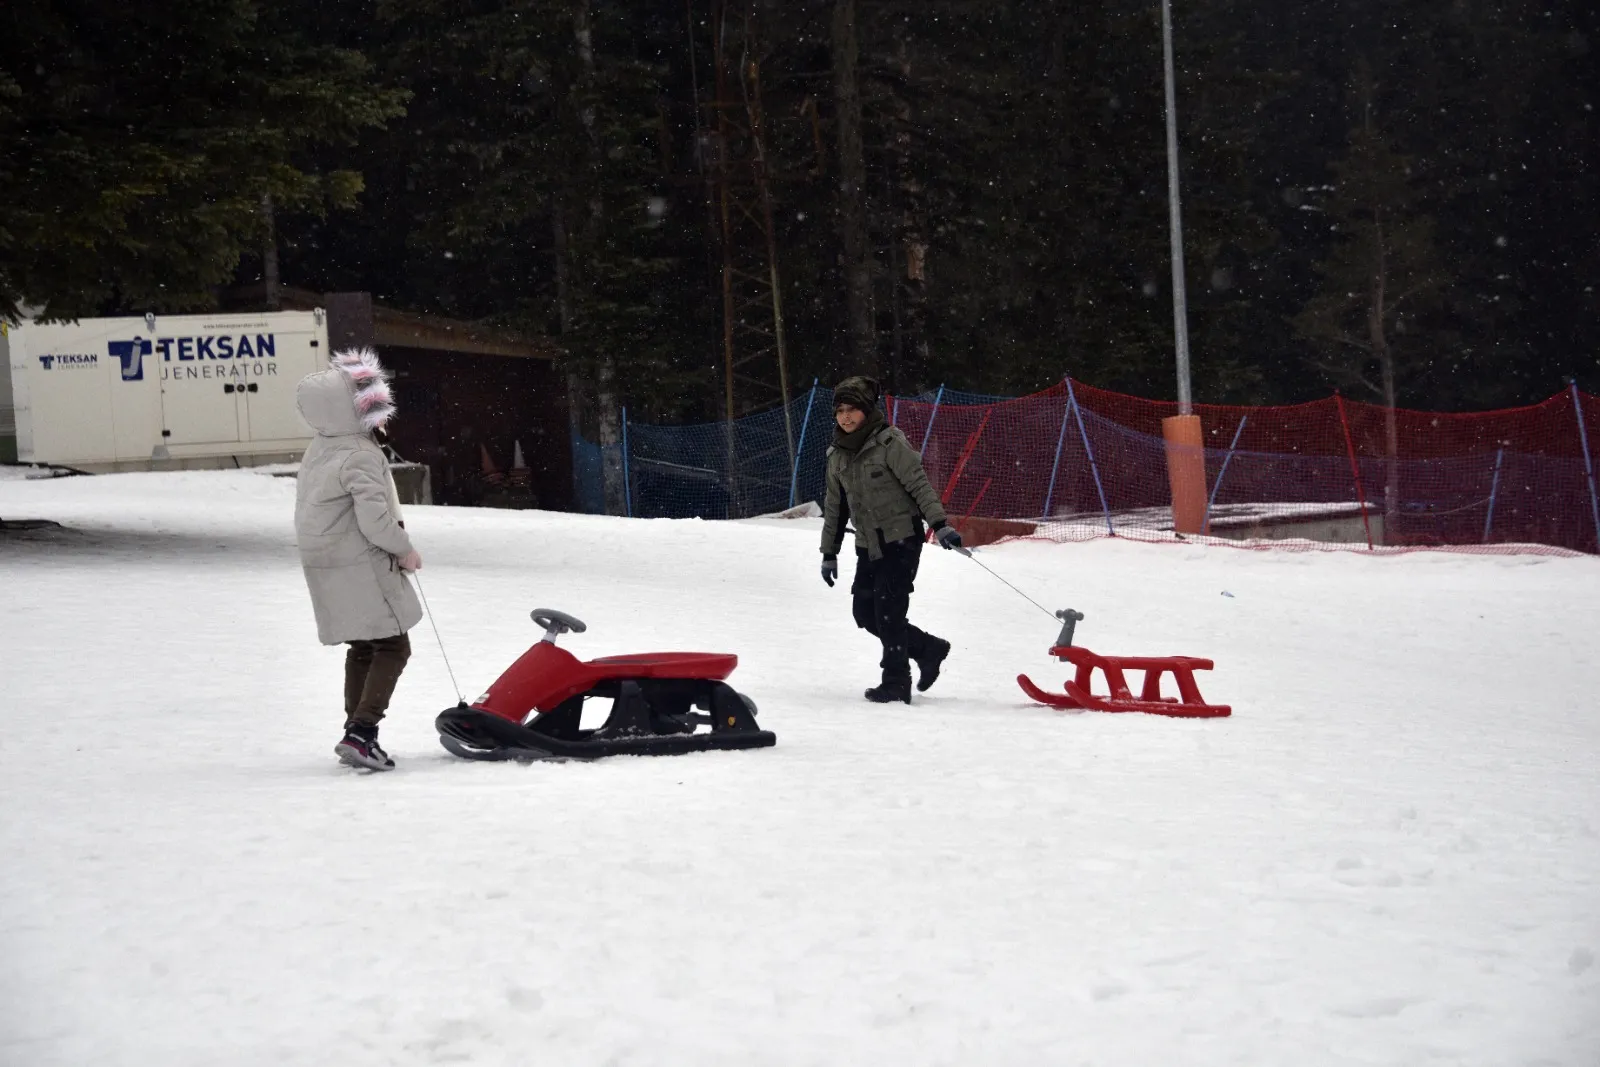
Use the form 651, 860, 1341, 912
294, 348, 422, 645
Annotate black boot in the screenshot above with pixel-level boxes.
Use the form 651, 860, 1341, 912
864, 679, 913, 705
914, 638, 951, 692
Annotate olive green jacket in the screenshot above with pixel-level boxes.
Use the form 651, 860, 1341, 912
821, 425, 948, 559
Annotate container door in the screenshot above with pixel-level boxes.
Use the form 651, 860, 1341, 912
157, 330, 245, 446
242, 326, 323, 442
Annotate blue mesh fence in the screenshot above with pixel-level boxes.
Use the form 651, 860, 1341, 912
575, 386, 839, 519
570, 431, 607, 515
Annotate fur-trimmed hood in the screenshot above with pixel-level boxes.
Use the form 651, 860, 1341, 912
296, 347, 397, 436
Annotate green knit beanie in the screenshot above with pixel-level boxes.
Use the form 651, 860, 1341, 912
832, 375, 880, 412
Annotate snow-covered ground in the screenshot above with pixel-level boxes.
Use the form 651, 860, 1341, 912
2, 469, 1597, 1066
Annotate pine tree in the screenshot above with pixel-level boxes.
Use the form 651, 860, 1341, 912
0, 0, 405, 321
291, 0, 702, 511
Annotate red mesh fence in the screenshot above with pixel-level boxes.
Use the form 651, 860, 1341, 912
885, 381, 1600, 556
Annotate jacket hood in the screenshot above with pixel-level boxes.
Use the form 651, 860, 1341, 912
296, 347, 397, 436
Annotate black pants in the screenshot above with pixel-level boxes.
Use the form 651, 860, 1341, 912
852, 538, 939, 685
344, 634, 412, 727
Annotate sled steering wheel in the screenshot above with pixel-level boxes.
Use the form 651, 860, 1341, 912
531, 608, 588, 643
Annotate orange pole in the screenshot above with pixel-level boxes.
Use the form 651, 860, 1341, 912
1161, 414, 1207, 535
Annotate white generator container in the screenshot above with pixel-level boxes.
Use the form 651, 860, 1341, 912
8, 310, 328, 470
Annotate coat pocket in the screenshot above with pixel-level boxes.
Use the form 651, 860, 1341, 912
368, 548, 424, 635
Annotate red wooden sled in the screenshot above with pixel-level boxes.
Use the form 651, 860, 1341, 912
1017, 645, 1231, 718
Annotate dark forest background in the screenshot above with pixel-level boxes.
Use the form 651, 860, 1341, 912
3, 0, 1596, 432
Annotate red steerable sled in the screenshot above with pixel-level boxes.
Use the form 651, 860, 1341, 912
1017, 610, 1231, 718
436, 609, 776, 761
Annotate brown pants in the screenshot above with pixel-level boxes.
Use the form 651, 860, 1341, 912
344, 634, 412, 727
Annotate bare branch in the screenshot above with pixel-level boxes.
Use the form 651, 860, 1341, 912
1308, 357, 1381, 397
1309, 342, 1383, 387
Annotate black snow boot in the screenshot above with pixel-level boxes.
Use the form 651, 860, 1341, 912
864, 680, 913, 705
335, 723, 395, 771
914, 638, 951, 692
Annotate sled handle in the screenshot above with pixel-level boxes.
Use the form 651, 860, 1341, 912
1054, 608, 1085, 648
531, 608, 588, 643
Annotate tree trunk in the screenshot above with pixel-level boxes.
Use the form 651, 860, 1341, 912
1356, 76, 1400, 535
1369, 214, 1400, 530
831, 0, 877, 376
571, 0, 627, 515
261, 194, 280, 311
887, 169, 902, 395
887, 38, 929, 392
596, 359, 625, 514
552, 201, 581, 441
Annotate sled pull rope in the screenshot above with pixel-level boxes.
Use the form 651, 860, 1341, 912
956, 547, 1059, 622
412, 574, 464, 704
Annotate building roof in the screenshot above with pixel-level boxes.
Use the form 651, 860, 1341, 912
228, 285, 560, 361
368, 302, 558, 361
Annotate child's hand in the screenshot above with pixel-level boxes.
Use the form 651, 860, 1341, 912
399, 550, 423, 572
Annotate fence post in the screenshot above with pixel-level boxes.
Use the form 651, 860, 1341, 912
620, 406, 633, 518
1571, 380, 1600, 552
919, 384, 946, 458
1482, 447, 1504, 544
789, 378, 819, 509
1202, 414, 1248, 535
1041, 382, 1073, 521
1334, 391, 1374, 550
890, 396, 899, 427
1065, 377, 1114, 536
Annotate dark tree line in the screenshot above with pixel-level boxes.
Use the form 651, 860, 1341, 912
3, 0, 1595, 433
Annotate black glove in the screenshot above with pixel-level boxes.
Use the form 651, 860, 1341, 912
934, 523, 963, 551
821, 555, 838, 587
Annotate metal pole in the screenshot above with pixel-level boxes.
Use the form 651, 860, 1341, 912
1041, 382, 1073, 521
1571, 381, 1600, 552
1202, 414, 1248, 534
919, 384, 946, 458
789, 378, 819, 508
1482, 447, 1504, 544
1161, 0, 1193, 415
620, 405, 633, 518
1065, 378, 1114, 536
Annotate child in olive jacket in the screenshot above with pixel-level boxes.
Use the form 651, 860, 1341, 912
819, 376, 962, 703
